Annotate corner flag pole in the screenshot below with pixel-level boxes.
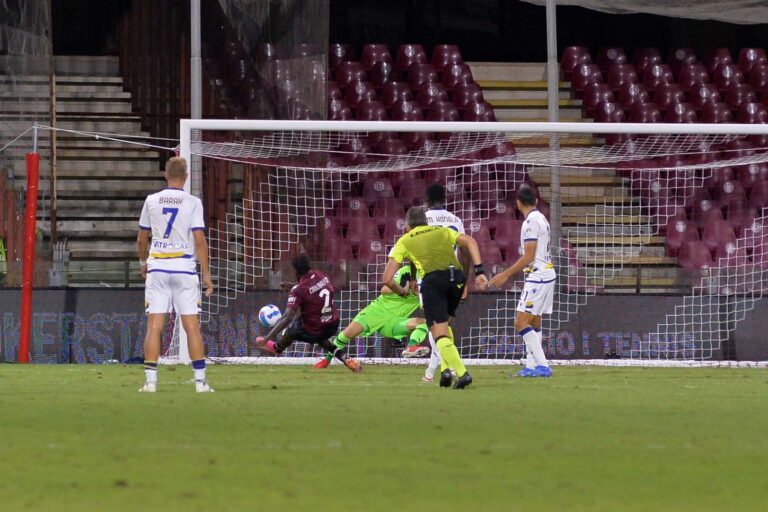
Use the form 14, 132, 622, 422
18, 125, 41, 363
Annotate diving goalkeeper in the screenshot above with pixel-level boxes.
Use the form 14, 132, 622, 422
314, 265, 430, 368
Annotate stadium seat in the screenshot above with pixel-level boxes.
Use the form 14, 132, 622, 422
606, 64, 638, 92
691, 198, 724, 230
380, 81, 413, 108
570, 64, 604, 99
750, 234, 768, 269
629, 168, 661, 199
335, 61, 368, 92
736, 102, 768, 123
345, 81, 377, 109
677, 63, 710, 92
346, 215, 381, 249
724, 139, 755, 158
441, 63, 474, 91
678, 241, 714, 270
561, 46, 592, 80
416, 82, 449, 109
713, 64, 745, 93
704, 48, 733, 75
642, 64, 674, 94
582, 83, 615, 118
703, 219, 738, 254
478, 241, 504, 270
630, 102, 662, 123
451, 82, 485, 111
402, 131, 435, 150
335, 196, 370, 220
427, 100, 460, 122
735, 163, 768, 191
748, 64, 768, 92
329, 44, 357, 73
328, 99, 353, 120
471, 179, 506, 209
493, 217, 522, 260
372, 197, 406, 225
362, 177, 395, 205
355, 100, 388, 121
398, 177, 427, 206
408, 63, 439, 91
431, 44, 463, 71
701, 102, 734, 123
370, 61, 395, 91
467, 220, 493, 244
632, 47, 662, 77
688, 83, 721, 111
738, 48, 768, 75
594, 101, 625, 123
665, 218, 699, 257
703, 166, 735, 193
328, 81, 342, 100
654, 83, 686, 112
618, 82, 650, 113
390, 100, 424, 121
652, 197, 686, 232
668, 48, 698, 75
377, 138, 409, 156
463, 102, 497, 122
597, 47, 627, 72
394, 44, 428, 77
665, 102, 698, 123
356, 238, 387, 265
382, 215, 408, 243
361, 43, 392, 71
323, 225, 353, 260
716, 180, 748, 209
725, 203, 757, 237
749, 179, 768, 209
725, 83, 757, 111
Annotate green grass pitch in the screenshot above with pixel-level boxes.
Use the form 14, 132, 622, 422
1, 365, 767, 511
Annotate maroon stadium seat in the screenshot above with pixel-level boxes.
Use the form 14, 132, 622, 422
735, 163, 768, 191
632, 47, 662, 77
630, 102, 662, 123
372, 197, 405, 225
416, 82, 449, 109
380, 81, 413, 108
748, 64, 768, 92
361, 43, 392, 71
398, 177, 427, 206
377, 138, 409, 156
355, 100, 388, 121
654, 83, 686, 112
407, 63, 439, 91
701, 102, 734, 123
642, 64, 674, 94
668, 48, 698, 75
335, 61, 367, 91
463, 102, 497, 122
335, 196, 370, 220
582, 83, 615, 118
356, 238, 387, 265
736, 102, 768, 123
663, 101, 697, 123
724, 139, 755, 159
394, 44, 428, 77
597, 47, 627, 72
703, 219, 737, 255
390, 100, 424, 121
382, 215, 408, 244
689, 83, 721, 111
346, 216, 381, 249
345, 81, 377, 109
617, 82, 650, 113
370, 61, 395, 91
441, 63, 474, 91
716, 180, 747, 209
725, 203, 757, 237
665, 218, 699, 257
750, 235, 768, 269
427, 100, 460, 122
451, 82, 484, 111
323, 229, 353, 262
493, 217, 522, 260
594, 101, 625, 123
471, 180, 505, 209
704, 48, 733, 75
703, 167, 734, 194
679, 241, 713, 270
691, 198, 724, 230
713, 64, 745, 93
561, 46, 592, 80
328, 99, 353, 120
738, 48, 768, 75
329, 44, 357, 73
431, 44, 463, 71
725, 83, 757, 111
606, 64, 638, 92
362, 177, 395, 205
328, 81, 342, 100
570, 63, 604, 99
467, 220, 493, 244
749, 178, 768, 210
715, 243, 749, 268
677, 63, 710, 92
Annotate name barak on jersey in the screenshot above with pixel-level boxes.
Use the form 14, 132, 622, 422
308, 276, 330, 294
159, 196, 184, 205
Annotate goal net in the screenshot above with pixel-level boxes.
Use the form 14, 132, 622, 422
164, 120, 768, 365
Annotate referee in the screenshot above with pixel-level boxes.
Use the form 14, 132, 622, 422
382, 206, 488, 389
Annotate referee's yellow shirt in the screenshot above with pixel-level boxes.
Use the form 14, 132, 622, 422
389, 225, 462, 278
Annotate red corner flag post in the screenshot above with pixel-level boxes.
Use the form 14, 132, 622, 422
18, 150, 40, 363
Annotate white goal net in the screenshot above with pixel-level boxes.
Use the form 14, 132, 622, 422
163, 120, 768, 365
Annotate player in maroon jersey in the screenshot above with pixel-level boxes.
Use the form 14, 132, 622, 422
255, 254, 362, 372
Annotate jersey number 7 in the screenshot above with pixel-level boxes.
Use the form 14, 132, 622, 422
162, 207, 179, 238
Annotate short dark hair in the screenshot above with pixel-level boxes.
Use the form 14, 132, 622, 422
292, 254, 311, 278
516, 186, 537, 207
426, 183, 446, 206
406, 206, 428, 228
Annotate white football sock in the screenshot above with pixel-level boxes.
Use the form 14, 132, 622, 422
425, 332, 440, 378
145, 368, 157, 384
194, 368, 206, 382
532, 329, 549, 367
520, 328, 541, 369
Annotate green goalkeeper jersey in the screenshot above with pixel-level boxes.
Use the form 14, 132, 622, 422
369, 266, 420, 317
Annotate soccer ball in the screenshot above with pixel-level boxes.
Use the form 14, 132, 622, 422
258, 305, 282, 327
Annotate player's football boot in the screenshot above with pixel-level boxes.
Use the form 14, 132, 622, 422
533, 365, 552, 378
344, 358, 363, 373
138, 382, 156, 393
314, 358, 331, 369
402, 345, 430, 358
195, 382, 215, 393
516, 367, 538, 377
452, 371, 473, 389
439, 369, 454, 388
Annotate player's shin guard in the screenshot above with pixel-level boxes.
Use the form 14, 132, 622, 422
144, 360, 158, 384
192, 359, 206, 383
435, 332, 467, 378
519, 327, 545, 368
407, 323, 429, 347
325, 332, 351, 362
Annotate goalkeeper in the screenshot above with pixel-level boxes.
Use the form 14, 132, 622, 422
314, 265, 430, 369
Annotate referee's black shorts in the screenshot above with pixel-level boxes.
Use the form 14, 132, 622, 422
421, 269, 466, 326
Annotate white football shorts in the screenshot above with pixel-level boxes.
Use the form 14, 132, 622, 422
516, 279, 555, 316
145, 271, 201, 316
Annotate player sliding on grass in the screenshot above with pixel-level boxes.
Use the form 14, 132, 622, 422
256, 254, 362, 372
489, 186, 553, 377
137, 157, 214, 393
314, 264, 430, 369
383, 207, 488, 389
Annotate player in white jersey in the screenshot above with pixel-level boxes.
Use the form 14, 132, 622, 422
136, 157, 215, 393
412, 183, 470, 383
489, 186, 554, 378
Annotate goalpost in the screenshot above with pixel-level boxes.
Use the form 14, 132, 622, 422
166, 120, 768, 366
